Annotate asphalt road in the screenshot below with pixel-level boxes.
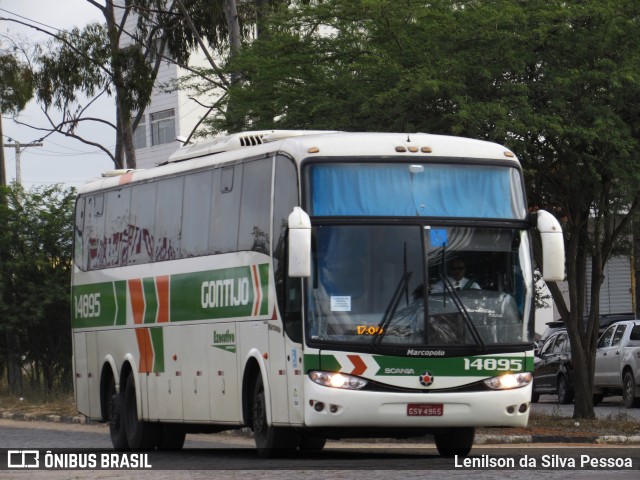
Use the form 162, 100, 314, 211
1, 398, 639, 479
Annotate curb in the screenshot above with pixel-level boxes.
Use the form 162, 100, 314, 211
475, 434, 640, 445
2, 411, 639, 445
1, 411, 95, 425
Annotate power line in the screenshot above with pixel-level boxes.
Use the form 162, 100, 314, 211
4, 141, 44, 185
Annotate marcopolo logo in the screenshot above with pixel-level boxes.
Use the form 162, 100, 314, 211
212, 329, 236, 353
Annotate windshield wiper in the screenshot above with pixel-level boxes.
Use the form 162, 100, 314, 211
373, 271, 413, 348
440, 274, 485, 349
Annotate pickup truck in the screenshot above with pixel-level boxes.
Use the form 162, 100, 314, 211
593, 319, 640, 408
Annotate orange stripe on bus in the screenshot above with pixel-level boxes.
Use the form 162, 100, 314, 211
252, 264, 261, 316
156, 275, 170, 323
135, 328, 153, 373
128, 279, 145, 325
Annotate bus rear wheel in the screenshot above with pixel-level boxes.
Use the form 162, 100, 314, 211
123, 374, 158, 450
434, 427, 475, 457
252, 375, 297, 458
107, 377, 127, 450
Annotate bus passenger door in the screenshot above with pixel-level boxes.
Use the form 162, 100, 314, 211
267, 319, 291, 424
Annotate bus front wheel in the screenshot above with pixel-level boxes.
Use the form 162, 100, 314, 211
434, 427, 475, 457
252, 375, 296, 458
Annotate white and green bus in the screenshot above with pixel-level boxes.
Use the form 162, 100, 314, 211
71, 130, 564, 456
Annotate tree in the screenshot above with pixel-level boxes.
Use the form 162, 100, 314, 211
0, 47, 34, 186
206, 0, 640, 418
0, 184, 76, 393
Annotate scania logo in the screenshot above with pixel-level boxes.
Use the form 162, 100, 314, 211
419, 371, 434, 387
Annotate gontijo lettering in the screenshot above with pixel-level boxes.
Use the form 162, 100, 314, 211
201, 277, 251, 308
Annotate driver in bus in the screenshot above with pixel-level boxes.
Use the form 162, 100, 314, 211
430, 259, 480, 293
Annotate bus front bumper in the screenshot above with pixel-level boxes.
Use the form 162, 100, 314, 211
303, 377, 531, 428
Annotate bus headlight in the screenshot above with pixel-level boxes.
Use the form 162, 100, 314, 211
484, 372, 533, 390
309, 371, 368, 390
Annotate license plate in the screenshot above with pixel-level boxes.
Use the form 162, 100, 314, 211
407, 403, 443, 416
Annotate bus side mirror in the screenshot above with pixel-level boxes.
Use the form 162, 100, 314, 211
288, 207, 311, 278
536, 209, 565, 282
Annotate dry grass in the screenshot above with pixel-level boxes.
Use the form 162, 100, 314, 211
0, 391, 77, 417
479, 408, 640, 437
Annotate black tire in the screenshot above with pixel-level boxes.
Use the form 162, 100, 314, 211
157, 425, 186, 450
592, 394, 604, 407
252, 375, 297, 458
531, 391, 540, 403
434, 427, 475, 457
107, 377, 128, 450
622, 371, 640, 409
298, 435, 327, 451
123, 374, 158, 450
557, 375, 574, 404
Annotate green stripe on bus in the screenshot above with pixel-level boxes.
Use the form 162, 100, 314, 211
150, 327, 165, 373
114, 281, 127, 325
304, 353, 533, 377
170, 265, 270, 322
258, 263, 270, 315
373, 355, 532, 376
72, 282, 121, 328
143, 277, 158, 324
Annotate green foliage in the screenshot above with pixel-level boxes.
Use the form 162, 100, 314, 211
35, 24, 114, 110
0, 50, 34, 113
206, 0, 640, 419
0, 184, 76, 393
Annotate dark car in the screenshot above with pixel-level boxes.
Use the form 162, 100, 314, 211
532, 329, 574, 404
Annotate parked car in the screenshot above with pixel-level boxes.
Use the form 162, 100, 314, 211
593, 319, 640, 408
532, 329, 574, 404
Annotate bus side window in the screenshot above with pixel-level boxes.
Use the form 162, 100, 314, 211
211, 165, 241, 254
155, 177, 183, 262
86, 194, 105, 271
238, 159, 271, 254
273, 156, 302, 342
104, 188, 131, 267
129, 182, 156, 265
74, 197, 86, 270
181, 171, 213, 258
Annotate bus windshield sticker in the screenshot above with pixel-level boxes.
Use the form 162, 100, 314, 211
331, 296, 351, 312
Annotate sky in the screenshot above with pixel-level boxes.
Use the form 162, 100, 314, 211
1, 0, 115, 189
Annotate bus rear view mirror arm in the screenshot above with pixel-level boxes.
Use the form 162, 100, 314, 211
288, 207, 312, 278
535, 209, 565, 282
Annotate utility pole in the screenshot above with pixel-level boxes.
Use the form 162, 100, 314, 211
4, 140, 43, 185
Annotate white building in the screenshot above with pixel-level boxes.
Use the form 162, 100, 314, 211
116, 2, 216, 169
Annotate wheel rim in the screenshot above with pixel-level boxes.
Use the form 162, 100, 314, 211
623, 375, 633, 405
253, 390, 268, 442
558, 377, 566, 402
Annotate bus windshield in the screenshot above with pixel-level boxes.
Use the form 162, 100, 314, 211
305, 225, 533, 348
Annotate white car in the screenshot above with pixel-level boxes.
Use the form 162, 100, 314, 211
593, 320, 640, 408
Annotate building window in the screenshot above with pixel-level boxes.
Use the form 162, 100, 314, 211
151, 109, 175, 146
133, 115, 147, 149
